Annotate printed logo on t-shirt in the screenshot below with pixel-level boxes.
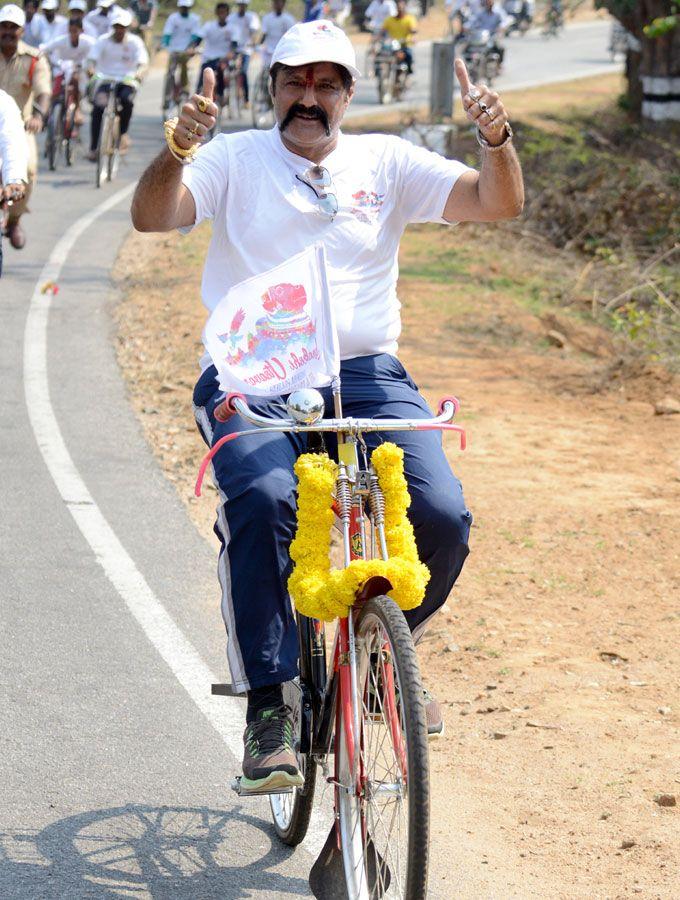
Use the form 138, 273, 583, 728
350, 189, 384, 224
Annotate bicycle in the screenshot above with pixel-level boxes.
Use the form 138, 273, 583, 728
92, 75, 137, 189
250, 63, 274, 130
375, 40, 410, 105
162, 49, 195, 118
45, 65, 81, 171
197, 379, 466, 898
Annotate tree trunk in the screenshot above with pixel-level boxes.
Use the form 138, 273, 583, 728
601, 0, 680, 123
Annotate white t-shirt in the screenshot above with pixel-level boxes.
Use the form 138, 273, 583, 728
182, 128, 472, 366
41, 14, 68, 43
41, 32, 96, 67
163, 11, 202, 52
227, 10, 260, 52
199, 19, 235, 61
365, 0, 397, 29
84, 5, 125, 38
260, 10, 296, 56
0, 89, 28, 185
89, 31, 149, 78
23, 13, 49, 47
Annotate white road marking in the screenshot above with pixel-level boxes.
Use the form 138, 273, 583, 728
22, 182, 328, 857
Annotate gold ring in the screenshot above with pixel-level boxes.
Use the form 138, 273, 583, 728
196, 96, 208, 113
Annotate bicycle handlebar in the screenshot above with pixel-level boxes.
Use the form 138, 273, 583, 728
196, 391, 466, 497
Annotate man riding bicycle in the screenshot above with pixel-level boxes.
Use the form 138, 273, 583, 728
86, 8, 147, 159
195, 2, 234, 99
381, 0, 417, 74
259, 0, 295, 71
226, 0, 258, 105
83, 0, 122, 39
162, 0, 202, 114
132, 20, 523, 791
41, 16, 93, 133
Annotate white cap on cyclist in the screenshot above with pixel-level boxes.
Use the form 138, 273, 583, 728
41, 0, 60, 10
97, 0, 115, 8
110, 7, 132, 25
177, 0, 194, 7
0, 3, 26, 25
68, 0, 87, 10
270, 20, 361, 81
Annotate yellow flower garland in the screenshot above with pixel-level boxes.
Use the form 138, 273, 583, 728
288, 443, 430, 622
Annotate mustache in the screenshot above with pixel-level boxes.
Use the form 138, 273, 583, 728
280, 104, 330, 136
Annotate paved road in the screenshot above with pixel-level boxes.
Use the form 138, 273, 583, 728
0, 18, 618, 898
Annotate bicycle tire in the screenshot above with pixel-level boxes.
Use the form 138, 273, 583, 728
95, 110, 109, 189
337, 595, 430, 899
270, 757, 317, 846
107, 114, 121, 183
47, 102, 62, 172
64, 104, 75, 166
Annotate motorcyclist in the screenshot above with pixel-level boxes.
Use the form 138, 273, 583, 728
468, 0, 509, 67
381, 0, 417, 75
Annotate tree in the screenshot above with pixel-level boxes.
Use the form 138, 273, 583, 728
597, 0, 680, 123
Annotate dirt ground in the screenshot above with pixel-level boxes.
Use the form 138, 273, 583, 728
113, 83, 679, 899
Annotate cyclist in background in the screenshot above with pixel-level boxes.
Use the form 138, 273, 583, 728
41, 15, 93, 123
39, 0, 66, 41
65, 0, 98, 38
365, 0, 396, 32
195, 2, 234, 95
227, 0, 258, 106
327, 0, 349, 27
84, 0, 123, 39
22, 0, 48, 46
259, 0, 294, 70
130, 0, 157, 51
0, 87, 27, 275
86, 7, 147, 158
382, 0, 417, 74
162, 0, 202, 113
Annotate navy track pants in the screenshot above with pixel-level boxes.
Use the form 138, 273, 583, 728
193, 353, 472, 692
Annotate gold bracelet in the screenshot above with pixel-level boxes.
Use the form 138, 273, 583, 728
163, 116, 198, 163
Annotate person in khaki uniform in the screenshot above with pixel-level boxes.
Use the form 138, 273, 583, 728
0, 3, 50, 249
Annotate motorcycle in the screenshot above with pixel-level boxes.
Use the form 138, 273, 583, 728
374, 39, 410, 104
462, 28, 502, 84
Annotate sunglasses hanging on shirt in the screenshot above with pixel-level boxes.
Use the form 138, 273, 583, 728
295, 165, 339, 222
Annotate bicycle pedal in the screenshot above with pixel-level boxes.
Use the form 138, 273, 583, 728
230, 776, 294, 797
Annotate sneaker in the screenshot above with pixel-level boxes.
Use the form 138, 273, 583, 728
241, 704, 304, 792
424, 689, 444, 740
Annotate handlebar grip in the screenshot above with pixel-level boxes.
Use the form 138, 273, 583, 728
214, 392, 247, 423
437, 395, 461, 417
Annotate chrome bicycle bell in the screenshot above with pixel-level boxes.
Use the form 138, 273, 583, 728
286, 388, 325, 425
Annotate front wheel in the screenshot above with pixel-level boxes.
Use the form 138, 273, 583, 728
337, 596, 430, 898
46, 102, 63, 171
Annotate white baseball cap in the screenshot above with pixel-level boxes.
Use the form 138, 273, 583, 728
41, 0, 59, 9
0, 3, 25, 25
98, 0, 115, 8
68, 0, 87, 10
271, 20, 360, 81
110, 7, 132, 24
177, 0, 194, 6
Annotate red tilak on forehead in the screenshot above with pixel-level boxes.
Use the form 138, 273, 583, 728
305, 66, 315, 88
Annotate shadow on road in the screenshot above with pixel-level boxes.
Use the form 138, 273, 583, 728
0, 803, 311, 897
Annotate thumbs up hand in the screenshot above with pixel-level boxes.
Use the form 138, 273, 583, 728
454, 58, 510, 147
173, 67, 219, 152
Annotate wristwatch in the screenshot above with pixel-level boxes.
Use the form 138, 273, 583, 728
476, 122, 513, 151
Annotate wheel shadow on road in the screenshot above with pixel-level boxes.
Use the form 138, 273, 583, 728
0, 803, 311, 897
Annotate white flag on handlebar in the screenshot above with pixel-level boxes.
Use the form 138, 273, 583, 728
203, 243, 340, 397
